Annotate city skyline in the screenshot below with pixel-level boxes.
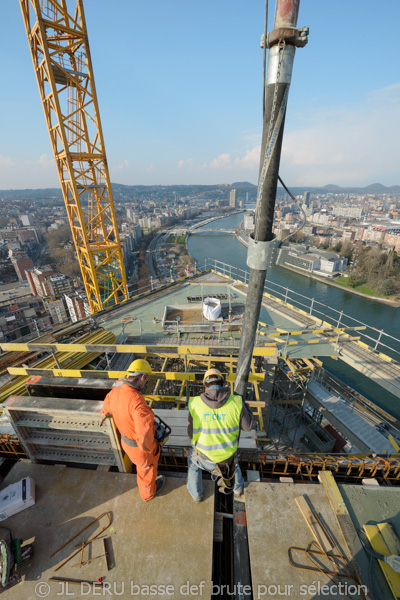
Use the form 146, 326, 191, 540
0, 0, 399, 190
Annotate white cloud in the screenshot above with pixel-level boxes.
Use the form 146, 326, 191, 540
280, 83, 400, 186
0, 155, 16, 168
234, 146, 260, 170
186, 83, 400, 187
35, 154, 53, 168
113, 159, 130, 172
210, 153, 232, 170
176, 147, 260, 182
367, 83, 400, 104
178, 158, 195, 170
241, 130, 262, 146
145, 163, 154, 173
177, 158, 208, 172
0, 154, 58, 188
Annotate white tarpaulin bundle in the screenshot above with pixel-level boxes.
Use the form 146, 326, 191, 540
202, 297, 221, 321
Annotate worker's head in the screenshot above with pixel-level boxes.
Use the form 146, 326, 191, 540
127, 359, 152, 390
203, 368, 224, 388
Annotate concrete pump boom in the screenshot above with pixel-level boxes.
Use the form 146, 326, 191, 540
235, 0, 308, 396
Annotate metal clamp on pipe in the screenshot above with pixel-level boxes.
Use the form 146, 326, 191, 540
260, 26, 309, 49
246, 234, 277, 271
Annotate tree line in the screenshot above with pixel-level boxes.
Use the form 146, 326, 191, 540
347, 246, 400, 295
310, 237, 400, 296
43, 225, 81, 278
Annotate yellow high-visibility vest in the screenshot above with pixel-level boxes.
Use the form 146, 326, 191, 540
189, 394, 242, 462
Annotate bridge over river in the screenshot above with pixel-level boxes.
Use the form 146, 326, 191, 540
189, 228, 235, 235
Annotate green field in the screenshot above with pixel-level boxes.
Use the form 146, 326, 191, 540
334, 277, 386, 297
167, 234, 186, 245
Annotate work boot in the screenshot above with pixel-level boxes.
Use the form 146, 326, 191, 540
144, 475, 166, 501
154, 475, 166, 496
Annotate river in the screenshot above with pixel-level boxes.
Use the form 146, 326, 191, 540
187, 210, 400, 419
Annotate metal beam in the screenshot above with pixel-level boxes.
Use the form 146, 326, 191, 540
0, 342, 277, 357
7, 367, 265, 382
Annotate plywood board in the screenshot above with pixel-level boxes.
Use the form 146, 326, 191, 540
295, 495, 335, 553
0, 462, 214, 599
245, 482, 369, 600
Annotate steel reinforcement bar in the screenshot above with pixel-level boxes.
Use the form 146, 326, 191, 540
0, 438, 398, 482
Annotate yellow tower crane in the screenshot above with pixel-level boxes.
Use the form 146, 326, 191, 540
19, 0, 129, 313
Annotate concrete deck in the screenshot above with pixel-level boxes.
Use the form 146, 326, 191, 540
101, 277, 339, 357
338, 483, 400, 600
245, 481, 368, 600
0, 463, 214, 599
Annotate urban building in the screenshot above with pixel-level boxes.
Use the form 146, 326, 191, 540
48, 275, 75, 298
244, 212, 254, 230
229, 189, 236, 209
9, 251, 34, 282
0, 296, 51, 341
383, 228, 400, 252
276, 244, 348, 276
274, 226, 292, 242
332, 206, 363, 218
342, 230, 356, 242
21, 214, 34, 226
65, 292, 91, 323
0, 260, 18, 285
43, 297, 69, 324
26, 266, 56, 297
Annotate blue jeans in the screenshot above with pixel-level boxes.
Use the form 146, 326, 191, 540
187, 450, 244, 499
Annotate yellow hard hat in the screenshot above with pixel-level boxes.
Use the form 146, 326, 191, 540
203, 368, 224, 385
127, 359, 152, 376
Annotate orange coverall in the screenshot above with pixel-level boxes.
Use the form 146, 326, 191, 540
102, 381, 160, 501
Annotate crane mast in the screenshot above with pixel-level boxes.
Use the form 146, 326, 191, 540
20, 0, 128, 313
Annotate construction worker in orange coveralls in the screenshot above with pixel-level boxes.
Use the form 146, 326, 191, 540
101, 359, 165, 502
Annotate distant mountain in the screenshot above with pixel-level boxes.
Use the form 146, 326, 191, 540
1, 181, 399, 201
322, 184, 343, 191
321, 183, 400, 194
363, 183, 400, 193
232, 181, 257, 188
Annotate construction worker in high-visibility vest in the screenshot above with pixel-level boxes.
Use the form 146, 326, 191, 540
101, 359, 165, 502
187, 368, 253, 502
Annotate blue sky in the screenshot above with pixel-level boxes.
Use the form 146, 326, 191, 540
1, 0, 399, 189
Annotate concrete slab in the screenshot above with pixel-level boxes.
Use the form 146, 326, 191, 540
245, 481, 368, 600
0, 463, 214, 599
338, 483, 400, 600
102, 282, 242, 341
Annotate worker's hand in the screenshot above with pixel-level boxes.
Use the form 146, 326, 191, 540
100, 413, 112, 426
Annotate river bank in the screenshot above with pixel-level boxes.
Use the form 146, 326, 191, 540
278, 263, 400, 308
235, 232, 400, 308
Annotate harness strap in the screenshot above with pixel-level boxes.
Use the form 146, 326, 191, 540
212, 461, 237, 495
